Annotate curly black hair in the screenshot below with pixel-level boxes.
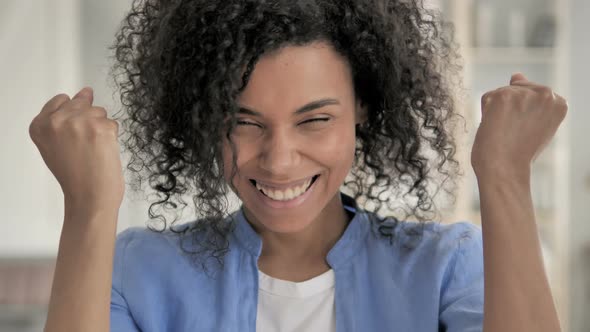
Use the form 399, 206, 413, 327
109, 0, 465, 269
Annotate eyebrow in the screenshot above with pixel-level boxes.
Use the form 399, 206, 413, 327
238, 98, 340, 116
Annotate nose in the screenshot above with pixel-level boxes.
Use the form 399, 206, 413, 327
258, 129, 300, 176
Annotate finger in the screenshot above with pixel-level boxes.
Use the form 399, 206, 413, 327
39, 93, 71, 117
69, 106, 109, 120
510, 72, 528, 85
72, 86, 94, 105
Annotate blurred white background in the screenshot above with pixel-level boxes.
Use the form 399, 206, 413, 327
0, 0, 588, 331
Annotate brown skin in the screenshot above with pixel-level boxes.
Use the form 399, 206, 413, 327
29, 87, 124, 332
30, 88, 124, 209
222, 41, 367, 281
473, 73, 566, 332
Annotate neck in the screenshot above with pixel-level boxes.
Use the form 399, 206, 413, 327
245, 192, 352, 280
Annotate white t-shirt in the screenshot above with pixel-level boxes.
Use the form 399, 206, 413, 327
256, 268, 336, 332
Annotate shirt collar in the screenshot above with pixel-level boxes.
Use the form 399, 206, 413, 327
231, 191, 371, 269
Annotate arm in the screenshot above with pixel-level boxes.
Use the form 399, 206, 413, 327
28, 87, 125, 332
471, 72, 567, 332
44, 202, 118, 332
477, 169, 561, 332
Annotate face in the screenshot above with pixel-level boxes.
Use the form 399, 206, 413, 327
222, 40, 366, 234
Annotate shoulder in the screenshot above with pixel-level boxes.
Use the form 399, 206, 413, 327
112, 218, 242, 277
114, 224, 183, 257
366, 211, 481, 247
414, 220, 482, 253
364, 213, 483, 267
113, 217, 227, 259
403, 220, 482, 259
112, 221, 206, 277
111, 221, 241, 329
111, 219, 231, 301
113, 225, 174, 279
363, 215, 484, 295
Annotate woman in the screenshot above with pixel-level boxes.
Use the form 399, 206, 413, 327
30, 0, 566, 331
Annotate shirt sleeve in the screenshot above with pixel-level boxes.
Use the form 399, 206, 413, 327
438, 222, 485, 332
110, 227, 142, 332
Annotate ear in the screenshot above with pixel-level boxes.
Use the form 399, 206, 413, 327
355, 98, 368, 125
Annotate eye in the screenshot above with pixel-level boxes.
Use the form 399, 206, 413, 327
300, 117, 330, 125
236, 120, 261, 127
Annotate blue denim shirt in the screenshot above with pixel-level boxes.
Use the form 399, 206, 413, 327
110, 193, 484, 331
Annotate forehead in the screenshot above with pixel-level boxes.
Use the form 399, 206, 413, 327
236, 41, 354, 114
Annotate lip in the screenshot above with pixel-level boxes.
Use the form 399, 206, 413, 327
251, 175, 319, 209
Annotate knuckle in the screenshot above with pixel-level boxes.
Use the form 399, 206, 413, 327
111, 119, 120, 131
90, 106, 108, 117
50, 94, 70, 107
111, 126, 120, 138
103, 119, 115, 133
496, 88, 511, 101
42, 94, 68, 113
28, 118, 39, 140
90, 119, 117, 138
557, 100, 568, 113
48, 115, 61, 132
556, 94, 568, 105
85, 123, 106, 140
88, 117, 104, 130
54, 93, 70, 101
68, 118, 86, 134
481, 91, 495, 105
539, 86, 554, 99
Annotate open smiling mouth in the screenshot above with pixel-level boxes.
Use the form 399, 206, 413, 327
249, 174, 320, 201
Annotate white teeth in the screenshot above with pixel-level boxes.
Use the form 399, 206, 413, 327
284, 188, 294, 200
275, 190, 284, 200
255, 177, 313, 201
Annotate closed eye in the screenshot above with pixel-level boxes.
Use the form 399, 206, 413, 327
236, 120, 261, 127
237, 118, 330, 126
300, 118, 330, 125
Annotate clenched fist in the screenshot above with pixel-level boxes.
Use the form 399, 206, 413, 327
471, 73, 568, 179
29, 87, 125, 212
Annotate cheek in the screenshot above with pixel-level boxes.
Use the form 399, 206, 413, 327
309, 125, 356, 168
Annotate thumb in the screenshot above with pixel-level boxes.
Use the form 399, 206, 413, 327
73, 86, 94, 105
510, 72, 528, 85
